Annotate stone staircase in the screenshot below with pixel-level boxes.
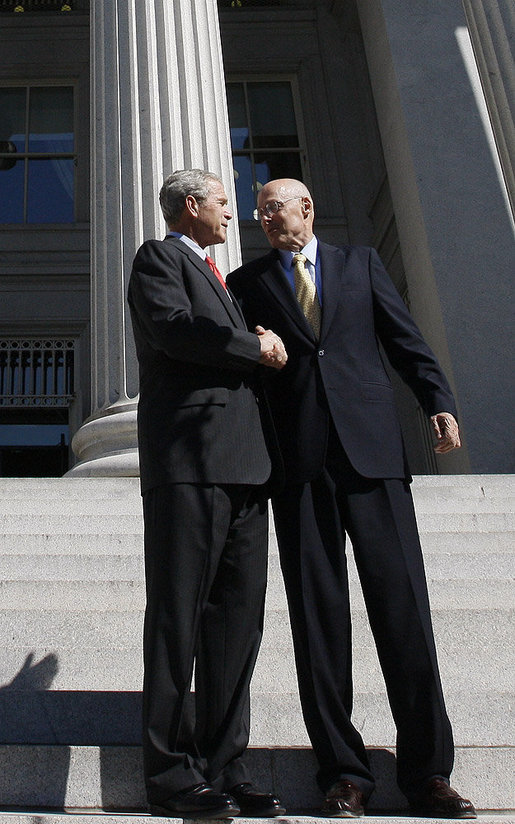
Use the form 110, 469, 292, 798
0, 475, 513, 823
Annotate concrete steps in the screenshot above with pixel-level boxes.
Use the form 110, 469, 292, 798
0, 817, 513, 824
0, 475, 513, 813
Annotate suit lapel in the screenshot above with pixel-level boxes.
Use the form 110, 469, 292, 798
260, 251, 316, 340
168, 237, 245, 328
318, 242, 347, 340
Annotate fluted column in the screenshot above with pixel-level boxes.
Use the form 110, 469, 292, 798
69, 0, 239, 476
462, 0, 515, 216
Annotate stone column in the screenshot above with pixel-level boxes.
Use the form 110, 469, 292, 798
462, 0, 515, 215
69, 0, 239, 476
354, 0, 515, 473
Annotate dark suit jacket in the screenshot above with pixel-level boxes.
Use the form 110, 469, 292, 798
128, 236, 272, 493
227, 242, 457, 482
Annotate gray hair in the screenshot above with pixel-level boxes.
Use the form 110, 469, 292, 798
159, 169, 222, 226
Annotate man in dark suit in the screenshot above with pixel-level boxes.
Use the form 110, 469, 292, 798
227, 178, 476, 819
128, 169, 287, 819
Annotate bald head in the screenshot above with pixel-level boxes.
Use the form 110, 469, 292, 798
257, 178, 315, 251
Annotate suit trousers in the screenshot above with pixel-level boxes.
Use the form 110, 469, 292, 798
142, 482, 268, 802
272, 431, 454, 800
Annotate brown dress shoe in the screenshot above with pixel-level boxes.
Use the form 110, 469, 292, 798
321, 779, 364, 818
410, 777, 477, 819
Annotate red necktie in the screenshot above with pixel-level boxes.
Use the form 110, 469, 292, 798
205, 255, 227, 291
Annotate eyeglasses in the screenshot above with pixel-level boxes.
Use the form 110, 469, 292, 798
253, 196, 302, 221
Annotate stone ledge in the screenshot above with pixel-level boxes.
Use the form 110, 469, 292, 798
0, 745, 512, 811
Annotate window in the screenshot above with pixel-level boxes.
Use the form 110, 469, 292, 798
219, 0, 281, 6
0, 84, 75, 224
0, 1, 88, 14
0, 337, 76, 476
0, 337, 75, 408
227, 79, 306, 219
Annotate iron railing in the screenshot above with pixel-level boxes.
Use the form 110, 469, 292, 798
0, 338, 75, 407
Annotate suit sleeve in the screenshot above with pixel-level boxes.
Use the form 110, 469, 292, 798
368, 248, 458, 418
129, 241, 261, 373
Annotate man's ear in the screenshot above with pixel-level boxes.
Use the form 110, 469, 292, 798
185, 194, 199, 218
301, 197, 312, 217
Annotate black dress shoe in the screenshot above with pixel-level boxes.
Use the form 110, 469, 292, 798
150, 782, 240, 818
228, 783, 286, 817
321, 779, 364, 818
410, 777, 477, 819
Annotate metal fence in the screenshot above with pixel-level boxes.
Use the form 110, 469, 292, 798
0, 338, 75, 407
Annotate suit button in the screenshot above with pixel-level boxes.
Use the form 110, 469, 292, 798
318, 349, 325, 356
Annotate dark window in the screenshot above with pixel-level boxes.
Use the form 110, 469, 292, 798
219, 1, 281, 6
0, 1, 88, 12
227, 80, 305, 219
0, 85, 75, 224
0, 337, 76, 477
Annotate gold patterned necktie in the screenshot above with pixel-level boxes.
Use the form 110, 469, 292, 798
293, 252, 321, 338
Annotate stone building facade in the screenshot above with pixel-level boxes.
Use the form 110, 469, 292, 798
0, 0, 513, 478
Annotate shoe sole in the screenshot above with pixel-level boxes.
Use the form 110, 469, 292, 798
237, 807, 286, 817
410, 810, 477, 820
150, 803, 240, 818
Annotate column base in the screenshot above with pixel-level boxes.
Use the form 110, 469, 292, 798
66, 399, 140, 477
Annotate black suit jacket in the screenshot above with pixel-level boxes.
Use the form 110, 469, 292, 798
227, 242, 457, 482
128, 236, 272, 493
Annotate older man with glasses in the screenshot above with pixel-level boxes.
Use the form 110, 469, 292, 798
227, 178, 475, 820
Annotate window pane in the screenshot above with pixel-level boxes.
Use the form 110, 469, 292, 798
0, 159, 24, 223
28, 86, 74, 153
227, 83, 249, 150
0, 424, 69, 447
233, 155, 255, 219
0, 87, 26, 149
248, 82, 298, 145
254, 151, 302, 189
27, 158, 74, 223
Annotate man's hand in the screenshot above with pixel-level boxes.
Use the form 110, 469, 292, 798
256, 325, 288, 370
431, 412, 461, 454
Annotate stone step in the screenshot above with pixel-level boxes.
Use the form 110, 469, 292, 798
0, 744, 512, 812
1, 545, 512, 581
0, 608, 511, 694
0, 556, 144, 580
1, 510, 513, 534
0, 514, 143, 534
0, 534, 144, 555
0, 687, 511, 749
0, 816, 514, 824
0, 478, 141, 499
2, 487, 512, 514
250, 690, 515, 748
0, 606, 510, 652
0, 575, 512, 612
0, 475, 512, 814
411, 474, 514, 493
0, 528, 512, 557
0, 473, 511, 496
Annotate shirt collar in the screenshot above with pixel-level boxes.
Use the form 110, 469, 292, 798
278, 235, 318, 269
167, 231, 206, 261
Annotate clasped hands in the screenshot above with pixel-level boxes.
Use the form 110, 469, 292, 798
256, 325, 288, 370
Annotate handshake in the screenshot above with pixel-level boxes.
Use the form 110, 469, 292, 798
256, 325, 288, 370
